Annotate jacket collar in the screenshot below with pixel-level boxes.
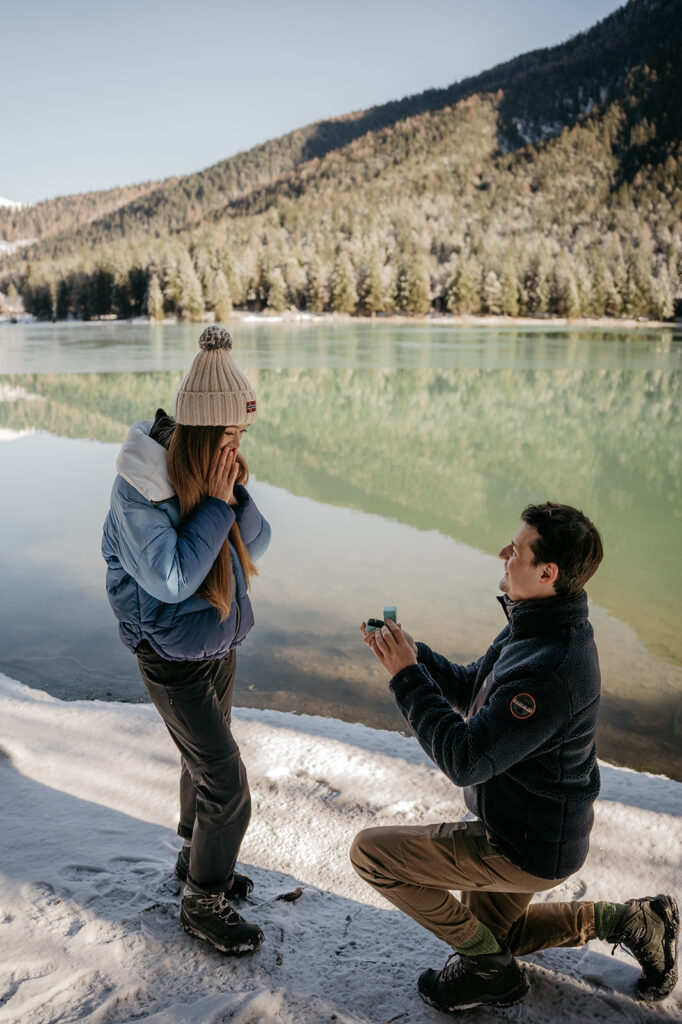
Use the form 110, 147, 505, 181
497, 591, 588, 636
116, 420, 176, 503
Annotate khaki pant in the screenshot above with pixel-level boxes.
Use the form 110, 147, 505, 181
350, 820, 596, 954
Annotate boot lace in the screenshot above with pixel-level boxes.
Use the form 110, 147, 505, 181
195, 892, 241, 924
441, 953, 463, 982
441, 952, 493, 982
610, 905, 657, 969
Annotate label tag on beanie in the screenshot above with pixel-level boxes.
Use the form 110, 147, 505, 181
246, 400, 257, 414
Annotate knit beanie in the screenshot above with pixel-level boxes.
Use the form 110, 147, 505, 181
174, 326, 257, 426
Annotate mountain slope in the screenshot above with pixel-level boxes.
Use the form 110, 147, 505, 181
2, 0, 678, 250
1, 0, 680, 321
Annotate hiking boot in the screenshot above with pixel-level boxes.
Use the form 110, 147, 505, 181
608, 893, 679, 1001
180, 891, 263, 954
418, 946, 529, 1012
175, 847, 254, 898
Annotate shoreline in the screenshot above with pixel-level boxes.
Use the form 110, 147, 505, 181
8, 667, 682, 785
1, 311, 680, 330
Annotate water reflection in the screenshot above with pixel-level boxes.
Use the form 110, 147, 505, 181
0, 319, 680, 373
0, 322, 680, 780
0, 434, 679, 781
1, 365, 680, 663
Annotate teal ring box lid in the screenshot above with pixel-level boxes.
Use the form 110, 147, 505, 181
366, 606, 397, 634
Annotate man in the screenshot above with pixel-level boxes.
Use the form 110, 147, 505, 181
351, 502, 678, 1012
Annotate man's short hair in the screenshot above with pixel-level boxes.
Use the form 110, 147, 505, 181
521, 502, 603, 598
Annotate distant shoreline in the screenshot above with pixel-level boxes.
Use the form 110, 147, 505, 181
1, 311, 680, 330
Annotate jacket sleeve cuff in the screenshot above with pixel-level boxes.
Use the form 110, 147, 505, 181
232, 485, 259, 536
416, 641, 433, 664
232, 483, 248, 508
202, 495, 236, 531
389, 662, 438, 701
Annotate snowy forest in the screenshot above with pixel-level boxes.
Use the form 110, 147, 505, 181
1, 0, 680, 322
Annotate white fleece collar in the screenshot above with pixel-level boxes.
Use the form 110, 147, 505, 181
116, 420, 176, 503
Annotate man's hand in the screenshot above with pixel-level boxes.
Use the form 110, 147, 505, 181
361, 618, 418, 677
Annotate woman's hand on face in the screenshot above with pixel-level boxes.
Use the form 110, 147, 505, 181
206, 446, 240, 506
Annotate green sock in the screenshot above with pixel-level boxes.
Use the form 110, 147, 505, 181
594, 901, 628, 941
455, 921, 503, 956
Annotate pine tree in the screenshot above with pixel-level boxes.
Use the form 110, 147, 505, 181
573, 259, 592, 317
651, 264, 674, 320
522, 249, 551, 315
482, 269, 503, 315
284, 256, 307, 309
7, 282, 18, 314
266, 267, 287, 312
604, 262, 623, 317
624, 245, 653, 317
113, 262, 133, 318
446, 256, 481, 314
397, 252, 431, 314
146, 271, 165, 321
212, 269, 232, 321
128, 266, 148, 316
306, 259, 329, 312
222, 251, 245, 307
330, 250, 357, 313
359, 248, 389, 314
56, 279, 70, 320
550, 255, 580, 317
501, 256, 520, 316
195, 249, 213, 302
176, 250, 204, 321
92, 267, 114, 318
589, 253, 609, 316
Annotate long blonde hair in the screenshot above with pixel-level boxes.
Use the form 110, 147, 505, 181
167, 424, 258, 622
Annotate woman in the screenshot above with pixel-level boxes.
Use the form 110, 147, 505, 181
102, 326, 270, 954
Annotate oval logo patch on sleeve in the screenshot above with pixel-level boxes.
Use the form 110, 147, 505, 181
510, 693, 536, 719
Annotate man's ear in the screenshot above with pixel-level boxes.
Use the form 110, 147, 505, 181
540, 562, 559, 587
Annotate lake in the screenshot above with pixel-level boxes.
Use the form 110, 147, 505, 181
1, 318, 680, 779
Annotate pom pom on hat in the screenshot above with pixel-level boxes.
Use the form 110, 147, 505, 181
198, 326, 233, 351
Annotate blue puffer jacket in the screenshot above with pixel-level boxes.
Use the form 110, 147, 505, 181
390, 592, 601, 880
101, 420, 271, 661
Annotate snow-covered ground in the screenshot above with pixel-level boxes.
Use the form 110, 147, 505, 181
0, 673, 680, 1024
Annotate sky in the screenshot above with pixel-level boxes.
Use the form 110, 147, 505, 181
4, 0, 627, 205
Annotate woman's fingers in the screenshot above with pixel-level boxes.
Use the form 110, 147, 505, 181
217, 447, 235, 476
208, 445, 229, 479
206, 447, 239, 504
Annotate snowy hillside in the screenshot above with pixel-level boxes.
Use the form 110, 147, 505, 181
0, 197, 22, 210
0, 673, 680, 1023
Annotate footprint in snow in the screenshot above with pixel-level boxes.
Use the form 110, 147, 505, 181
308, 780, 341, 803
540, 876, 587, 901
59, 864, 109, 881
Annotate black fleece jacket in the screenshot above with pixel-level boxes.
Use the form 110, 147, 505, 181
389, 591, 601, 879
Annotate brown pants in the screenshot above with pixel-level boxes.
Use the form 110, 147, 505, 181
350, 820, 596, 955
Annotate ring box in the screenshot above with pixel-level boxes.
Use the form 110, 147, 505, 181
366, 607, 397, 633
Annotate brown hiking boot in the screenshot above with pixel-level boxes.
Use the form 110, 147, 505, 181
608, 893, 679, 1001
